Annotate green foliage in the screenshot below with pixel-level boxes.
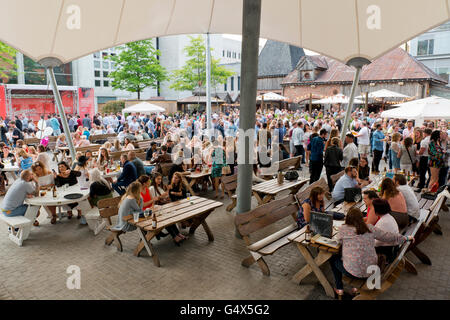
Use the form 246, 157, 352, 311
102, 100, 125, 114
170, 36, 234, 92
108, 40, 167, 100
0, 41, 17, 80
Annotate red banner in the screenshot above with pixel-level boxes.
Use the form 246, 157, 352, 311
0, 85, 6, 119
78, 88, 95, 117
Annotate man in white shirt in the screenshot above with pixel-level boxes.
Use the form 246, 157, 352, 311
402, 119, 414, 139
291, 121, 305, 159
417, 128, 432, 191
394, 174, 420, 222
355, 121, 370, 157
129, 118, 140, 133
342, 133, 359, 167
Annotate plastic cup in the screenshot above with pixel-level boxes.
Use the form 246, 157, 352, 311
133, 212, 139, 223
144, 209, 150, 218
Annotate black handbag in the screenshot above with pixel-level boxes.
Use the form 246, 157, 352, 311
284, 170, 299, 181
344, 187, 362, 202
405, 147, 418, 173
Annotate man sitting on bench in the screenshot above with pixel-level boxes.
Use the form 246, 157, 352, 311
1, 170, 39, 219
331, 166, 361, 206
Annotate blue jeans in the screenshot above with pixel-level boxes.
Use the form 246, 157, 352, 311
330, 254, 366, 290
112, 183, 126, 196
2, 204, 28, 217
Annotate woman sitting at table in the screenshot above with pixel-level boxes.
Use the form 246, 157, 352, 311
363, 190, 380, 225
330, 207, 413, 299
88, 168, 113, 207
0, 143, 15, 188
138, 175, 155, 210
167, 172, 186, 202
27, 146, 38, 162
56, 134, 68, 148
84, 150, 96, 169
122, 137, 135, 151
31, 161, 56, 225
357, 156, 370, 182
74, 155, 90, 183
296, 186, 325, 229
372, 199, 401, 264
54, 161, 83, 220
111, 181, 142, 233
379, 177, 408, 229
16, 149, 32, 171
97, 147, 111, 169
110, 140, 121, 153
149, 172, 170, 205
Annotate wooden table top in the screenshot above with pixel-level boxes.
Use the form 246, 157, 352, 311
288, 221, 344, 253
252, 178, 309, 195
125, 196, 223, 231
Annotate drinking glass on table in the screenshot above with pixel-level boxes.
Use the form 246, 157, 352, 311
186, 192, 191, 201
133, 212, 139, 223
144, 208, 150, 218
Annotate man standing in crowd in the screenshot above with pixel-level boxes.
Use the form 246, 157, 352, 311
417, 128, 432, 191
355, 121, 370, 158
82, 114, 91, 130
292, 121, 305, 163
371, 124, 386, 174
342, 133, 358, 168
309, 129, 327, 184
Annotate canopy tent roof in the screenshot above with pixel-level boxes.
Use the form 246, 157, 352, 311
380, 96, 450, 120
313, 94, 364, 104
177, 96, 224, 104
356, 89, 410, 100
1, 0, 449, 66
256, 92, 286, 101
121, 102, 166, 114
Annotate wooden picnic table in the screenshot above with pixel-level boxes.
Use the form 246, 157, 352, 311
124, 196, 223, 267
180, 169, 212, 196
288, 220, 344, 298
252, 177, 309, 205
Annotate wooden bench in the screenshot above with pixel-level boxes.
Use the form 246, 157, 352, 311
89, 133, 116, 144
343, 217, 424, 300
100, 197, 123, 252
110, 148, 146, 161
0, 206, 40, 246
260, 156, 302, 179
296, 177, 330, 203
24, 137, 40, 146
235, 195, 299, 276
221, 174, 237, 211
330, 170, 345, 187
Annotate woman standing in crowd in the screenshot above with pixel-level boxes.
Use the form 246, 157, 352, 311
389, 132, 402, 173
398, 137, 417, 174
428, 130, 445, 190
324, 137, 343, 192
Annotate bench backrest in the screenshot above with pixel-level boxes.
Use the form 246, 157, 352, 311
221, 174, 237, 193
278, 156, 302, 171
331, 170, 344, 186
425, 190, 447, 227
89, 133, 116, 143
110, 148, 146, 161
76, 144, 101, 154
296, 177, 329, 203
135, 152, 146, 161
24, 137, 40, 146
98, 196, 121, 224
235, 195, 298, 237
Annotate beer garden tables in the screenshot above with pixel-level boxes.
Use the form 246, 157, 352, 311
180, 169, 212, 196
124, 196, 223, 267
0, 164, 20, 180
251, 177, 309, 205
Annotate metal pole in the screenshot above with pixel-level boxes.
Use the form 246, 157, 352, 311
47, 67, 76, 162
340, 66, 362, 142
236, 0, 261, 219
206, 33, 212, 135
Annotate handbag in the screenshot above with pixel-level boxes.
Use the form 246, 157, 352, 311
284, 170, 299, 181
405, 147, 418, 173
344, 187, 362, 202
222, 165, 231, 175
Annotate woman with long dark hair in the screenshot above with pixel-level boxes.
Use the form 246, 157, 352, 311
296, 187, 325, 229
428, 130, 445, 190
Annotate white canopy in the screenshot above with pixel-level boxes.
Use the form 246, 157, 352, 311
380, 96, 450, 126
313, 94, 364, 104
122, 102, 166, 114
356, 89, 410, 100
1, 0, 449, 66
256, 92, 286, 101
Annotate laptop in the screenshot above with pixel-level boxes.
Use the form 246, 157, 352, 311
310, 211, 333, 239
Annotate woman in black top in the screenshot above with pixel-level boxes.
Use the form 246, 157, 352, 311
54, 161, 81, 187
358, 156, 371, 181
88, 168, 113, 207
168, 172, 186, 202
324, 137, 343, 192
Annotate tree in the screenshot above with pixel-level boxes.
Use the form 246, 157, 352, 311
102, 100, 125, 114
108, 40, 167, 100
0, 41, 17, 81
170, 36, 234, 92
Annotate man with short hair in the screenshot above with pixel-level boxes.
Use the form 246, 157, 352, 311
417, 128, 432, 191
355, 121, 370, 158
394, 174, 420, 222
332, 166, 361, 205
371, 124, 386, 174
112, 154, 137, 195
128, 151, 145, 177
402, 119, 414, 139
82, 114, 91, 130
342, 133, 358, 168
292, 121, 305, 163
1, 170, 39, 217
309, 129, 327, 184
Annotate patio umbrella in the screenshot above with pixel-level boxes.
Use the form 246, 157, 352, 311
122, 102, 166, 114
356, 89, 410, 100
1, 0, 449, 216
380, 96, 450, 126
256, 92, 286, 101
313, 94, 364, 104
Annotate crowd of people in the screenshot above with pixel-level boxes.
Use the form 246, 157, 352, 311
0, 106, 448, 295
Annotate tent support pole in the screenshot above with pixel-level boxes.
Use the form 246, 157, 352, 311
47, 67, 76, 162
206, 32, 212, 135
236, 0, 261, 231
340, 66, 362, 142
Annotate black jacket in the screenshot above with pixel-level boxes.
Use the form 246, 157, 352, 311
324, 145, 343, 168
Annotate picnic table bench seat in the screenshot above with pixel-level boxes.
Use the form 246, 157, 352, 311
235, 194, 299, 276
0, 206, 40, 246
259, 156, 302, 179
89, 133, 116, 144
99, 197, 123, 252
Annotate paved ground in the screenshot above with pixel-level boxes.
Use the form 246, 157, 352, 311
0, 160, 449, 300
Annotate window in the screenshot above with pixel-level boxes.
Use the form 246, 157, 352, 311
93, 52, 100, 58
232, 52, 236, 59
95, 80, 101, 87
103, 71, 109, 77
94, 70, 100, 77
238, 53, 241, 59
437, 67, 450, 82
94, 61, 100, 68
103, 80, 109, 87
238, 76, 241, 90
230, 76, 234, 91
227, 51, 231, 58
222, 50, 225, 57
102, 61, 109, 69
224, 82, 227, 91
110, 62, 116, 69
102, 52, 108, 58
417, 39, 434, 55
